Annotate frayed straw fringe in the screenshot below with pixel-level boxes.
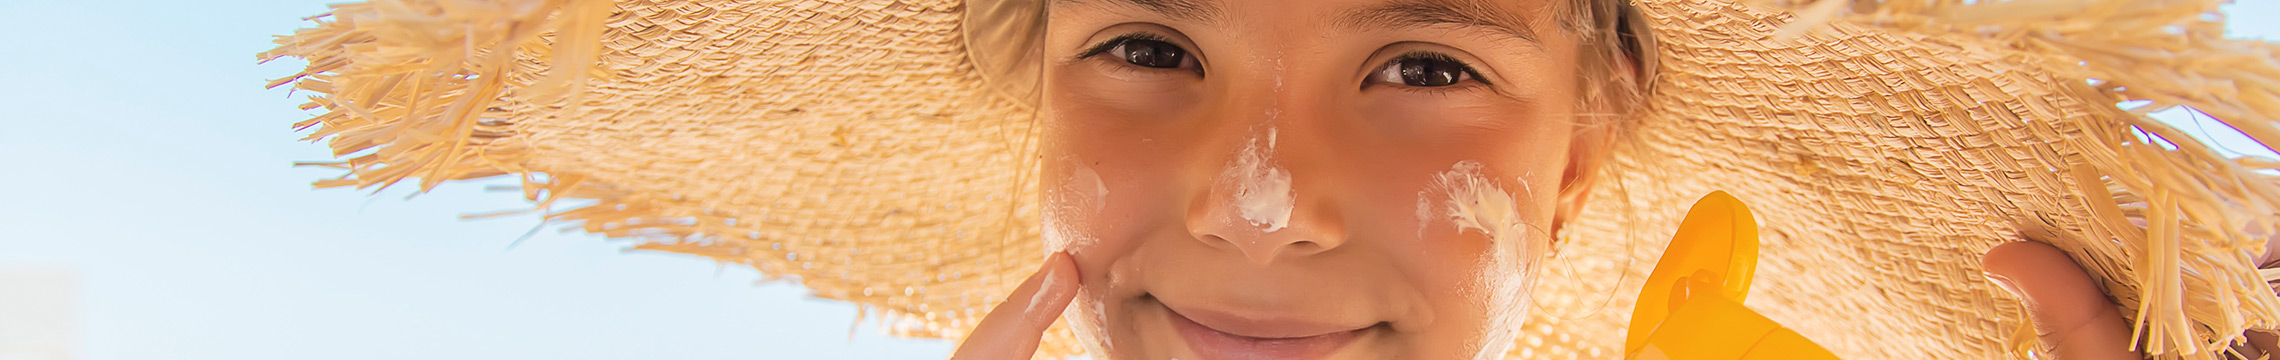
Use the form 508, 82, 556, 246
262, 0, 2280, 358
1741, 0, 2280, 357
262, 0, 609, 196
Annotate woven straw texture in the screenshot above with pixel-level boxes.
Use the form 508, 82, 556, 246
260, 0, 2280, 358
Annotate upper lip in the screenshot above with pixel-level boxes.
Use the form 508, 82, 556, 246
1160, 300, 1378, 339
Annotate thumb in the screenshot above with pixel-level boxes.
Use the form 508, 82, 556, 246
950, 252, 1081, 360
1982, 241, 2139, 360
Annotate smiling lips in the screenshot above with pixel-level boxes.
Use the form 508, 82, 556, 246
1165, 304, 1375, 360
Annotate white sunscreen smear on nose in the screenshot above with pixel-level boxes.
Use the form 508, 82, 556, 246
1424, 160, 1545, 360
1228, 129, 1294, 232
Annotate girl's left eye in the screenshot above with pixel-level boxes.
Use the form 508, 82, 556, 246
1372, 53, 1482, 87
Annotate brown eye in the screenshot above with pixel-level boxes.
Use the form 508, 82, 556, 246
1111, 39, 1189, 69
1078, 32, 1203, 75
1373, 52, 1479, 87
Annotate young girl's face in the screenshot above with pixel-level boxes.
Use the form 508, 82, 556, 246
1038, 0, 1597, 358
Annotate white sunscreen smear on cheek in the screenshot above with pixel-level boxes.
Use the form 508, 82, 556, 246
1438, 161, 1523, 243
1416, 195, 1434, 240
1228, 129, 1295, 232
1075, 164, 1109, 213
1065, 289, 1115, 355
1425, 160, 1546, 360
1044, 162, 1117, 354
1044, 162, 1109, 256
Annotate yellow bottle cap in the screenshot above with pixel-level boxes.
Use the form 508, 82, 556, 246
1622, 191, 1839, 360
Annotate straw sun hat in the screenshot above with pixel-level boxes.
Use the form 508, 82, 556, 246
262, 0, 2280, 358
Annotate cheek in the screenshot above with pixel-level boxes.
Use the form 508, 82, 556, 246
1040, 155, 1137, 270
1053, 161, 1193, 276
1039, 115, 1182, 287
1043, 161, 1111, 264
1039, 108, 1196, 354
1380, 160, 1557, 355
1040, 76, 1206, 267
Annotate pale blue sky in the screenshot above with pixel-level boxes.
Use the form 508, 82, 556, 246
0, 1, 949, 359
0, 1, 2273, 360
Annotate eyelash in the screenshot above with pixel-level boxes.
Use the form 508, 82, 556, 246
1076, 32, 1165, 59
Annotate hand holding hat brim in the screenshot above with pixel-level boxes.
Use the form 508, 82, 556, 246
1984, 241, 2140, 359
1985, 241, 2280, 359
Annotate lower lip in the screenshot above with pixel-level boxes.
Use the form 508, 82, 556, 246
1166, 307, 1366, 360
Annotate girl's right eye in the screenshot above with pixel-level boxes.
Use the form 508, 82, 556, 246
1081, 34, 1201, 73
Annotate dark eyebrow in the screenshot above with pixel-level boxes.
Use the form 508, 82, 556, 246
1051, 0, 1224, 24
1334, 0, 1542, 46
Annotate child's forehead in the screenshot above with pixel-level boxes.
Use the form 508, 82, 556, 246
1049, 0, 1561, 45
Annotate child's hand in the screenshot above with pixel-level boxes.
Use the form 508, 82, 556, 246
950, 252, 1081, 360
1982, 241, 2141, 359
1983, 241, 2278, 359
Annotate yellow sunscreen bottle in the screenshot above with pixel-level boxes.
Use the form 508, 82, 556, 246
1623, 191, 1840, 360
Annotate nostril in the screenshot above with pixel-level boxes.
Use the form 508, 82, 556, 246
1197, 233, 1234, 248
1288, 240, 1321, 250
1289, 239, 1342, 256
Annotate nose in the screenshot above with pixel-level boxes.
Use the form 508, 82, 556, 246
1187, 173, 1346, 264
1183, 74, 1345, 265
